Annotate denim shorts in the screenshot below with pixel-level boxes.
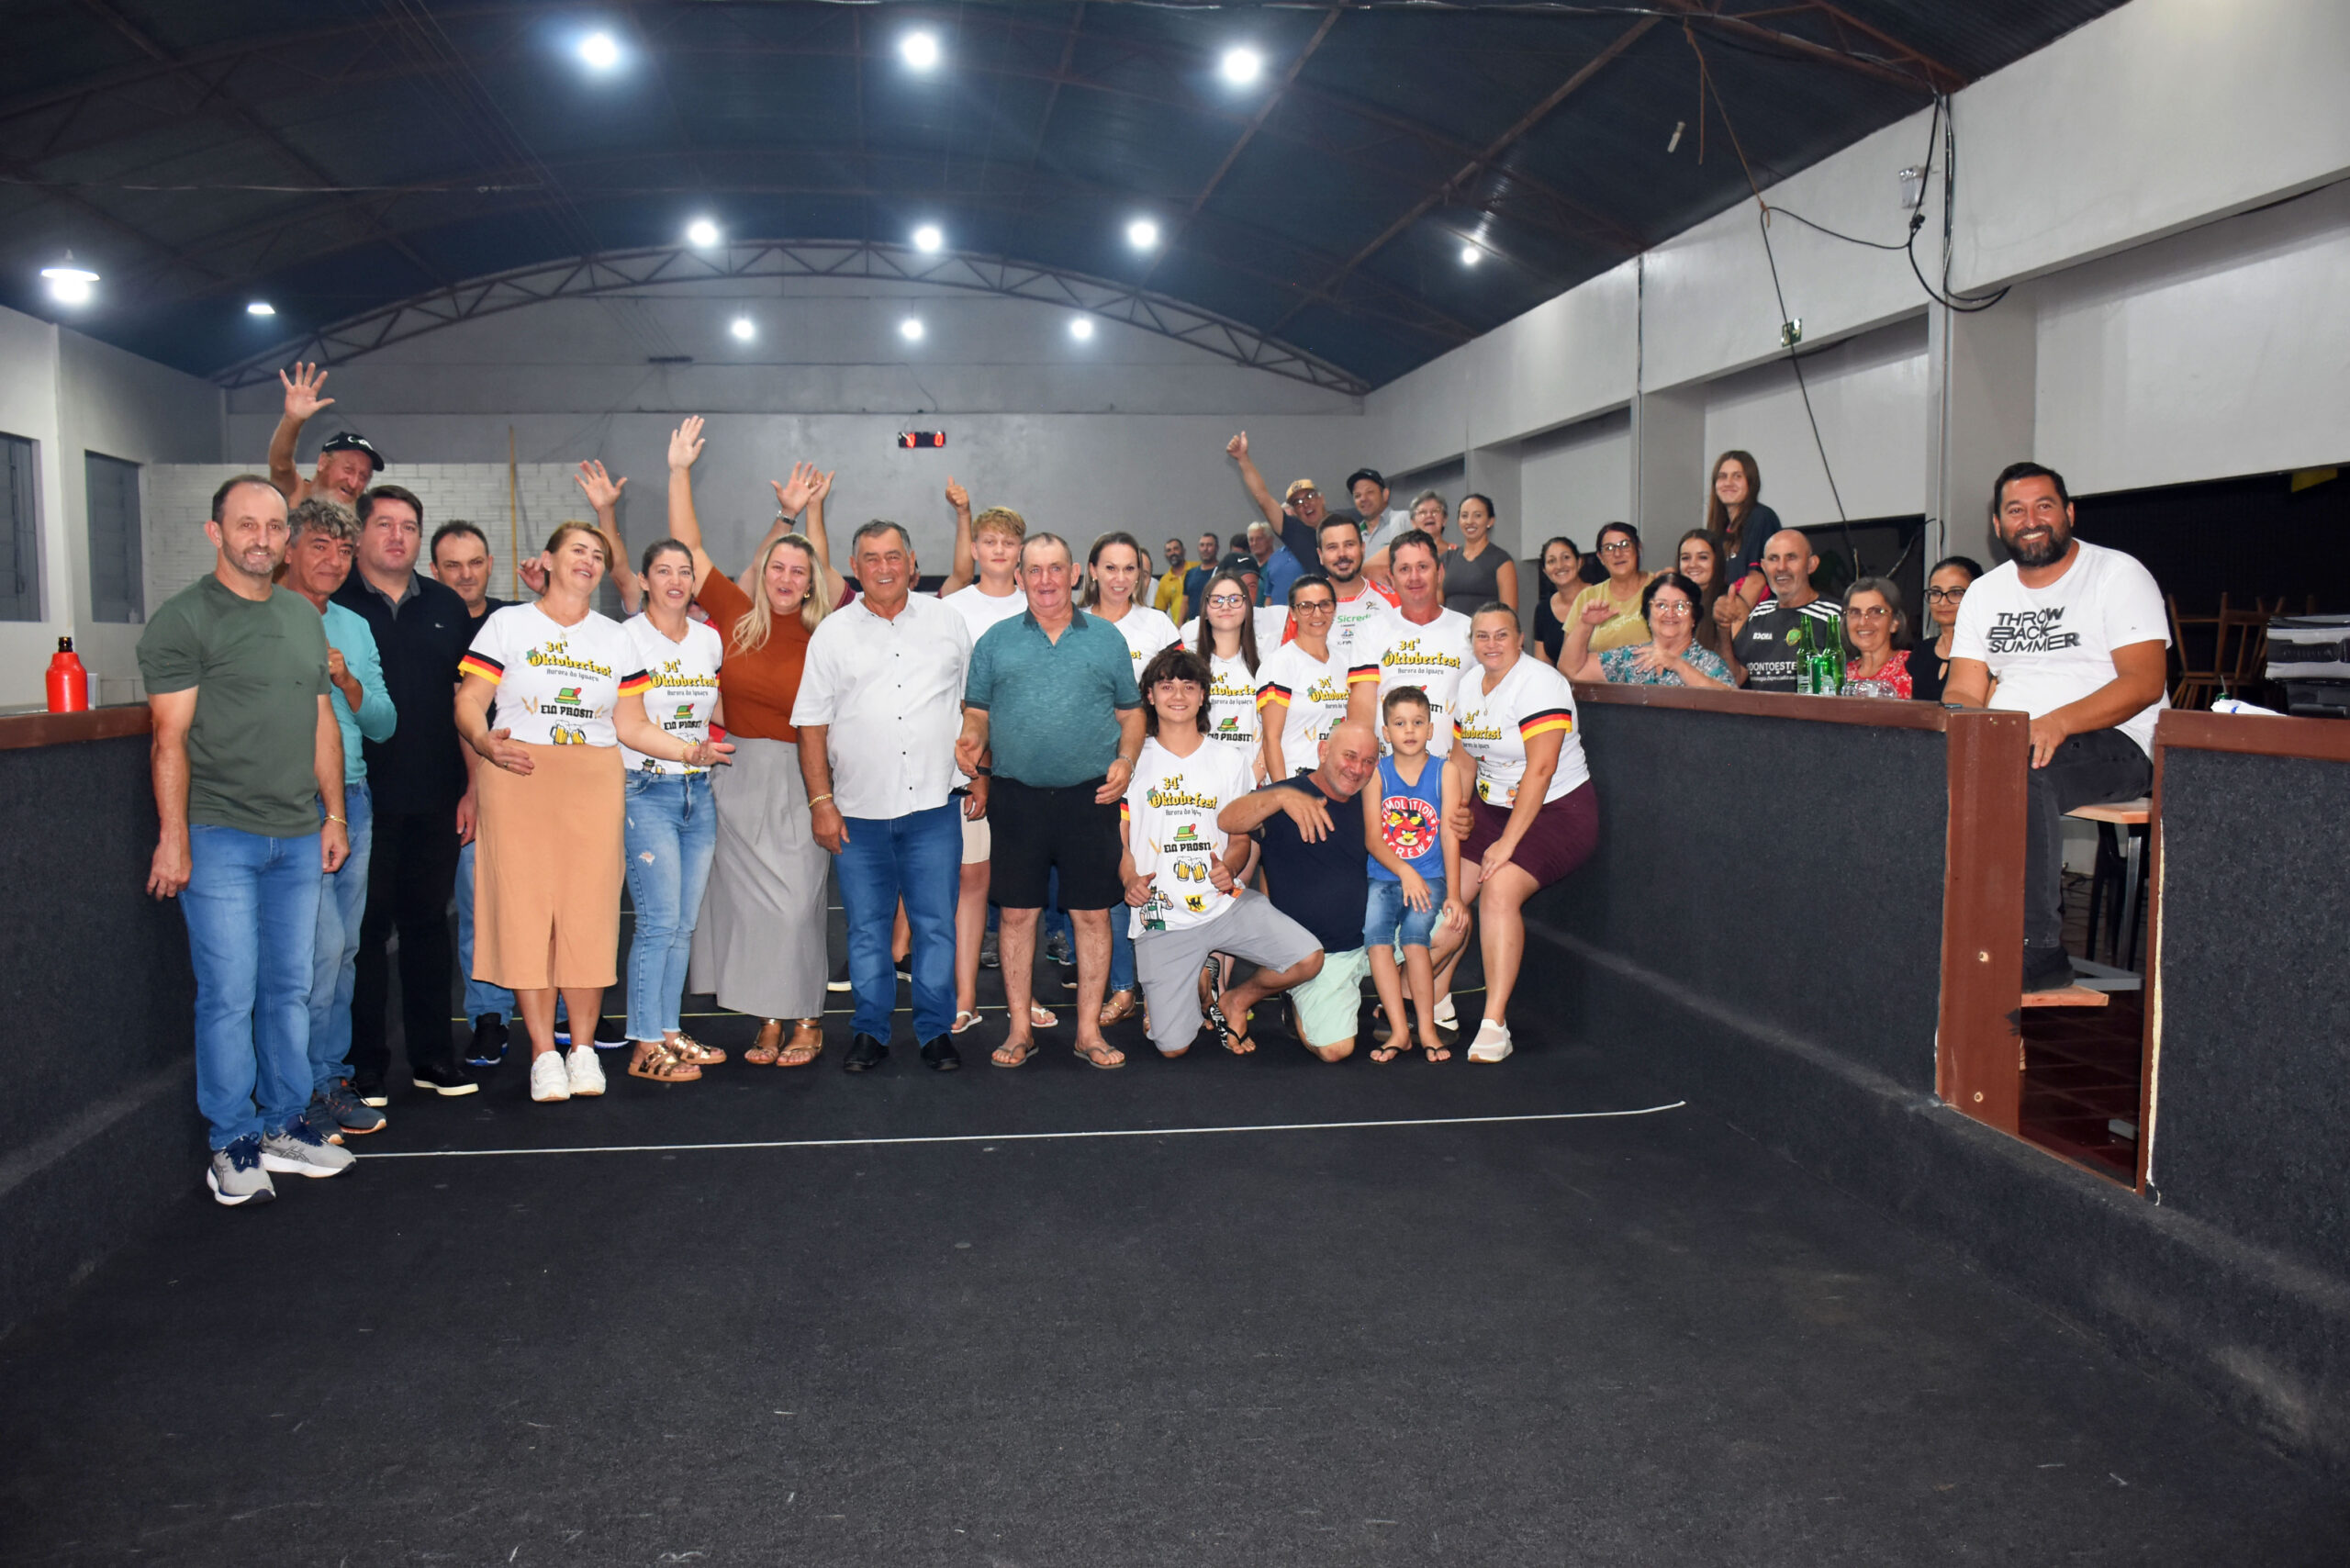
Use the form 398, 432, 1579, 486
1363, 873, 1447, 950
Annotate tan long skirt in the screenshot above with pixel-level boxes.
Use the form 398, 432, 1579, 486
473, 741, 624, 991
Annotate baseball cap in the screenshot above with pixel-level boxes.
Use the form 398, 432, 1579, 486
1345, 467, 1387, 492
1284, 478, 1321, 500
318, 431, 386, 473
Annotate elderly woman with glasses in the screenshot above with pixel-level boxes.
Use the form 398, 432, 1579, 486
1557, 572, 1733, 689
1564, 521, 1652, 655
1909, 555, 1983, 703
1840, 577, 1914, 700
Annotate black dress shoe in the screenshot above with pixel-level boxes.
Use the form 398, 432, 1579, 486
2022, 946, 2077, 993
353, 1074, 389, 1109
844, 1034, 890, 1072
920, 1036, 961, 1072
413, 1059, 480, 1097
464, 1013, 509, 1068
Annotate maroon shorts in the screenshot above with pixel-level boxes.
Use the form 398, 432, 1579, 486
1462, 781, 1598, 888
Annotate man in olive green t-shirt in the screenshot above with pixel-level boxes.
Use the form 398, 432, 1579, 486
136, 474, 353, 1206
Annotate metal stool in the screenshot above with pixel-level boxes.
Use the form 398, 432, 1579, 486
2070, 798, 2153, 971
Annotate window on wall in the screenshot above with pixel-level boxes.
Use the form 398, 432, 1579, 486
0, 433, 39, 623
84, 452, 143, 623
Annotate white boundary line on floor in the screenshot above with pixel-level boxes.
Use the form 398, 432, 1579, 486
361, 1103, 1688, 1160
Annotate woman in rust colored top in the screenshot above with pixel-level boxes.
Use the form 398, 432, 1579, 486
665, 416, 835, 1066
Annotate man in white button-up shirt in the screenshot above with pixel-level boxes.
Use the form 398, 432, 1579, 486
793, 521, 975, 1071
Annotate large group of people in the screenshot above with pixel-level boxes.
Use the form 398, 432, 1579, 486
140, 367, 2165, 1205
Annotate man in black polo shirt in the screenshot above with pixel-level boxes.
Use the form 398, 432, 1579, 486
331, 484, 477, 1103
1723, 528, 1843, 692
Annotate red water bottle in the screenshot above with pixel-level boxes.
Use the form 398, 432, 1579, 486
46, 636, 89, 713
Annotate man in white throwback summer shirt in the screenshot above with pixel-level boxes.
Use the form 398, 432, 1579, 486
1944, 462, 2168, 994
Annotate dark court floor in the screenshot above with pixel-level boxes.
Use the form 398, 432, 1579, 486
5, 961, 2347, 1566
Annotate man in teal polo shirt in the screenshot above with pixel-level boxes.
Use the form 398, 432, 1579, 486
957, 532, 1144, 1070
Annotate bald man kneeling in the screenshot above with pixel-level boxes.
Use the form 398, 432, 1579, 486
1218, 718, 1384, 1061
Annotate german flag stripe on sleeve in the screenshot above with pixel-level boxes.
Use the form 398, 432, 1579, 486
1118, 801, 1131, 823
617, 669, 654, 696
457, 652, 503, 683
1347, 663, 1381, 685
1257, 681, 1292, 711
1518, 707, 1574, 740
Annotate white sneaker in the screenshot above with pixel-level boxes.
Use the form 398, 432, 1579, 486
1466, 1019, 1513, 1063
530, 1051, 572, 1103
565, 1044, 607, 1098
1433, 993, 1458, 1031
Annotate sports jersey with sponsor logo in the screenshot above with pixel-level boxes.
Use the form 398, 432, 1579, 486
1451, 652, 1589, 808
619, 613, 722, 774
1121, 736, 1257, 936
460, 604, 646, 748
1359, 607, 1473, 756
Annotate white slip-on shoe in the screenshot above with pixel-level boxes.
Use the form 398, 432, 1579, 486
1432, 993, 1459, 1031
1466, 1019, 1513, 1063
530, 1051, 572, 1103
565, 1044, 607, 1098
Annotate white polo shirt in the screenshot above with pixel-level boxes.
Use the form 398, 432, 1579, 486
790, 591, 973, 820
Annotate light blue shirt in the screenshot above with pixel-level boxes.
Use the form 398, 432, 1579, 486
321, 599, 396, 782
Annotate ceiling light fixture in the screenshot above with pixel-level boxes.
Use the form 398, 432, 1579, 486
1220, 47, 1263, 86
40, 252, 98, 306
730, 317, 755, 342
578, 32, 621, 71
246, 301, 276, 318
900, 31, 940, 70
1069, 317, 1095, 342
1459, 243, 1482, 266
900, 318, 925, 342
686, 218, 721, 249
911, 224, 944, 254
1125, 218, 1159, 251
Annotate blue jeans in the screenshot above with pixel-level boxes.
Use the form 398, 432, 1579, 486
623, 772, 719, 1042
454, 836, 515, 1021
307, 783, 373, 1092
1364, 873, 1448, 950
834, 802, 960, 1042
181, 824, 322, 1148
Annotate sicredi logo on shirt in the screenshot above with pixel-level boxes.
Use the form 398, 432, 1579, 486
1985, 609, 2082, 654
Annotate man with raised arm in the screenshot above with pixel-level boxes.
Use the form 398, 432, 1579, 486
957, 533, 1145, 1071
1943, 462, 2168, 994
138, 475, 354, 1205
1226, 431, 1397, 661
265, 362, 383, 510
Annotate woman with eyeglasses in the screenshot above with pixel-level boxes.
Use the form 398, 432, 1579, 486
1557, 572, 1733, 689
1561, 521, 1652, 661
1840, 577, 1913, 699
1367, 490, 1453, 589
1183, 567, 1271, 767
1673, 530, 1732, 659
1909, 555, 1983, 704
1257, 576, 1375, 785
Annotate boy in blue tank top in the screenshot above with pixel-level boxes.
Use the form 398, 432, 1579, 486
1361, 687, 1466, 1061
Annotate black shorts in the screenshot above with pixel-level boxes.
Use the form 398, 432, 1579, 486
989, 776, 1124, 911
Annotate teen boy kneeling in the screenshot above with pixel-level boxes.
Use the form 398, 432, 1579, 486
1121, 646, 1324, 1057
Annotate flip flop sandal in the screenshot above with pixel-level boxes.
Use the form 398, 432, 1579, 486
1203, 1001, 1255, 1055
952, 1009, 984, 1035
1027, 1001, 1060, 1029
991, 1036, 1041, 1069
1074, 1040, 1126, 1070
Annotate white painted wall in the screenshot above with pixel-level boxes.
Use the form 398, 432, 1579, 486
1518, 410, 1634, 547
2033, 178, 2350, 496
0, 309, 71, 710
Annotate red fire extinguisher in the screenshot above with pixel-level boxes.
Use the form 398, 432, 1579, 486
46, 636, 90, 713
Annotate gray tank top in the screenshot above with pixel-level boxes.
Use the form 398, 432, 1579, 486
1443, 542, 1506, 618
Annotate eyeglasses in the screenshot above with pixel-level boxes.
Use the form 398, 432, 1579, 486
1598, 541, 1636, 554
1205, 593, 1248, 608
1925, 587, 1968, 604
1847, 605, 1892, 622
1647, 600, 1693, 618
1293, 600, 1337, 616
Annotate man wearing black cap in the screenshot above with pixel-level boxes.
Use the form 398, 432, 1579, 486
1346, 469, 1411, 554
267, 362, 385, 510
